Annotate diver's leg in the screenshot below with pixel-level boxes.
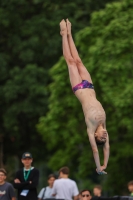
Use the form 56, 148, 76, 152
60, 19, 82, 87
66, 19, 93, 83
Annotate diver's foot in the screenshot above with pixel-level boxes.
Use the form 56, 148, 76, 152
60, 19, 67, 36
66, 18, 72, 36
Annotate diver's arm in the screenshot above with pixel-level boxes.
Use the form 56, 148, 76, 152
103, 133, 110, 168
87, 128, 101, 171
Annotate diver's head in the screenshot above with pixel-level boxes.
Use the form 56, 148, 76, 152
94, 125, 107, 145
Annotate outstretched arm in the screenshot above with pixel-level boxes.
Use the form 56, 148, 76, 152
87, 128, 107, 174
87, 128, 101, 171
103, 133, 110, 169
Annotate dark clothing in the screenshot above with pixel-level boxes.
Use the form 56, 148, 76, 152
14, 168, 39, 200
92, 196, 133, 200
0, 182, 15, 200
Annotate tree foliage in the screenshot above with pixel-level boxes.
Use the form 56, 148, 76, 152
37, 0, 133, 194
0, 0, 117, 161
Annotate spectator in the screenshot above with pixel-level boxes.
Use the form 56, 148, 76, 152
14, 152, 39, 200
93, 185, 102, 197
0, 168, 16, 200
52, 166, 79, 200
128, 181, 133, 196
80, 189, 92, 200
38, 174, 56, 200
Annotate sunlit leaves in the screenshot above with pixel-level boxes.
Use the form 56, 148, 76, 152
38, 0, 133, 194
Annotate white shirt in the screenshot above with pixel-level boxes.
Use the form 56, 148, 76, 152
52, 178, 79, 200
38, 186, 54, 199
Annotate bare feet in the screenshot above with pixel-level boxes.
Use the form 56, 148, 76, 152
66, 18, 71, 36
60, 19, 67, 36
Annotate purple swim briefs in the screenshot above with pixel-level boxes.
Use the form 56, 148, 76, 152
72, 80, 94, 93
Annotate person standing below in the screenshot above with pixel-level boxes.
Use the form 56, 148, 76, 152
80, 190, 92, 200
0, 168, 16, 200
38, 174, 56, 200
52, 166, 79, 200
93, 185, 102, 197
128, 181, 133, 196
14, 152, 39, 200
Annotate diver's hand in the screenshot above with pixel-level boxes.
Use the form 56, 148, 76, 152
96, 166, 107, 175
97, 170, 107, 175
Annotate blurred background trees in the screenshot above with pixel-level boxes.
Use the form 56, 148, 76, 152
1, 0, 133, 195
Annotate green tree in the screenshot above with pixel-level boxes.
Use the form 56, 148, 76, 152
37, 0, 133, 194
0, 0, 118, 160
1, 64, 48, 158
